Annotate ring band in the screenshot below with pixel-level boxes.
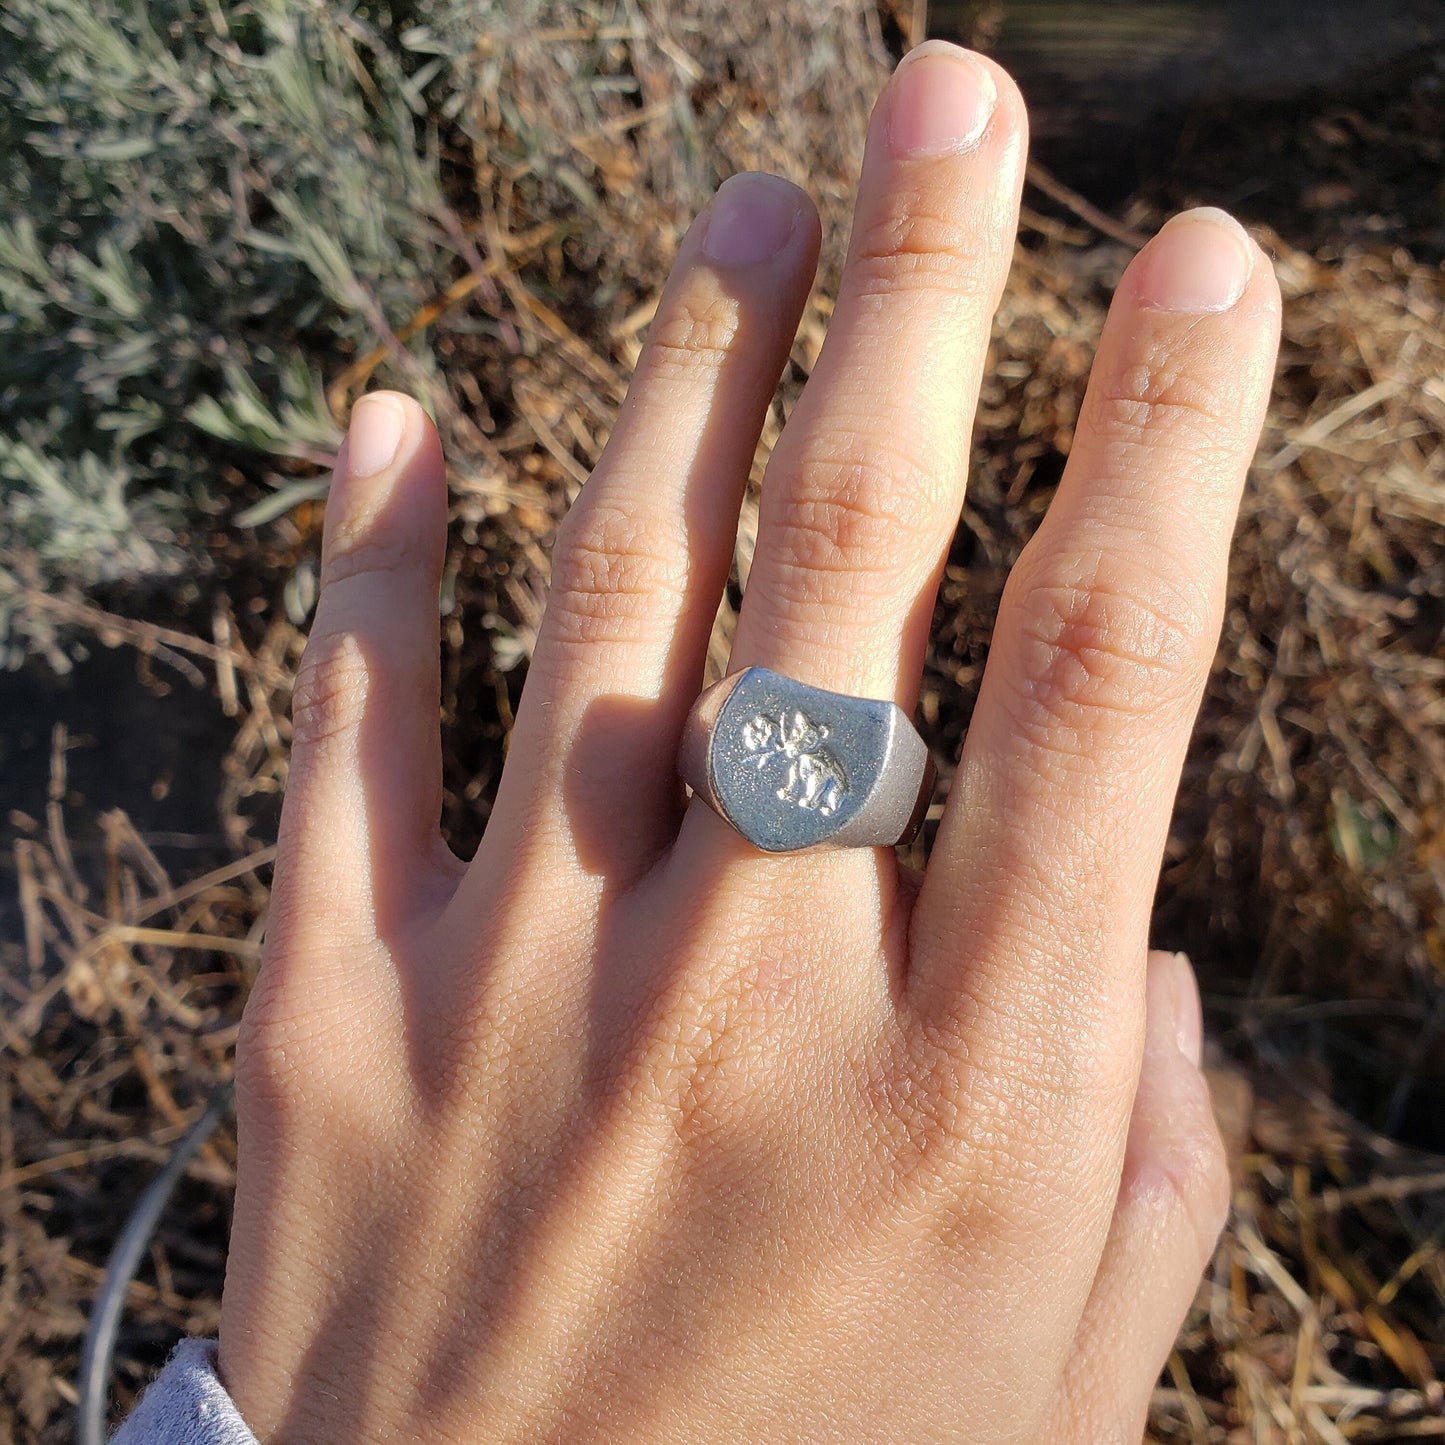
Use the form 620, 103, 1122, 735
679, 667, 936, 853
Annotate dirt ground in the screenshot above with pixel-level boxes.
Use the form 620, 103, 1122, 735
3, 4, 1443, 1441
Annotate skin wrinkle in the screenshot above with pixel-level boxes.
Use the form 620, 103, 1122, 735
546, 505, 693, 646
1002, 576, 1211, 752
1119, 1063, 1231, 1262
937, 818, 1111, 962
891, 973, 1139, 1226
1014, 528, 1220, 636
288, 631, 437, 763
742, 570, 921, 639
789, 409, 955, 493
965, 811, 1159, 967
1052, 504, 1224, 589
844, 205, 998, 295
637, 287, 744, 384
1079, 320, 1275, 466
911, 931, 1156, 1184
765, 486, 937, 591
238, 967, 399, 1101
1089, 351, 1230, 443
1123, 1120, 1232, 1265
320, 513, 440, 588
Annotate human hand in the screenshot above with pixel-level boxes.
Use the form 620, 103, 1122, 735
219, 39, 1280, 1443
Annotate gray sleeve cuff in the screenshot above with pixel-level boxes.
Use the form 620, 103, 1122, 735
110, 1339, 259, 1445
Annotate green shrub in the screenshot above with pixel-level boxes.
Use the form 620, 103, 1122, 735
0, 0, 457, 660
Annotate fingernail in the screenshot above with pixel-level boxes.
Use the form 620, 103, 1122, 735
703, 173, 804, 267
1133, 207, 1254, 313
1146, 949, 1205, 1065
1170, 952, 1204, 1065
347, 393, 406, 477
888, 41, 997, 157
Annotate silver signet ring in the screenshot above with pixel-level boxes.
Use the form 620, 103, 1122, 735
679, 668, 936, 853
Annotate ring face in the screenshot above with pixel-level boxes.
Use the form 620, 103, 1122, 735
684, 668, 934, 853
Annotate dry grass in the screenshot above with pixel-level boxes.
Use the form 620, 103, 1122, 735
3, 4, 1443, 1440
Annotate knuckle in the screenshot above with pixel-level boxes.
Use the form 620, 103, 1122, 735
867, 1033, 976, 1182
1002, 560, 1212, 752
768, 497, 898, 602
906, 1001, 1134, 1178
324, 515, 433, 592
546, 500, 686, 648
290, 631, 371, 751
1084, 342, 1234, 456
234, 1003, 310, 1126
664, 1032, 750, 1156
236, 949, 393, 1132
641, 288, 740, 383
640, 950, 786, 1157
848, 193, 992, 300
764, 430, 940, 598
234, 972, 337, 1129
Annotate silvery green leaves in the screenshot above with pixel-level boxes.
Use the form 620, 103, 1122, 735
0, 0, 450, 651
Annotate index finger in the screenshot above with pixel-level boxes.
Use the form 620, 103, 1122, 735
911, 209, 1280, 1073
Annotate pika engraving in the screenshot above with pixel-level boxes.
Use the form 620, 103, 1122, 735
741, 710, 847, 816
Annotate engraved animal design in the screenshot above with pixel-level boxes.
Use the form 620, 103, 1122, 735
740, 710, 847, 816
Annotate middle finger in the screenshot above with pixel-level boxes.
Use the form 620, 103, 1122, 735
724, 41, 1026, 707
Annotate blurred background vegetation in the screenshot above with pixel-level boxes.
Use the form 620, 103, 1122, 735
1, 1, 1443, 1440
0, 0, 453, 660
